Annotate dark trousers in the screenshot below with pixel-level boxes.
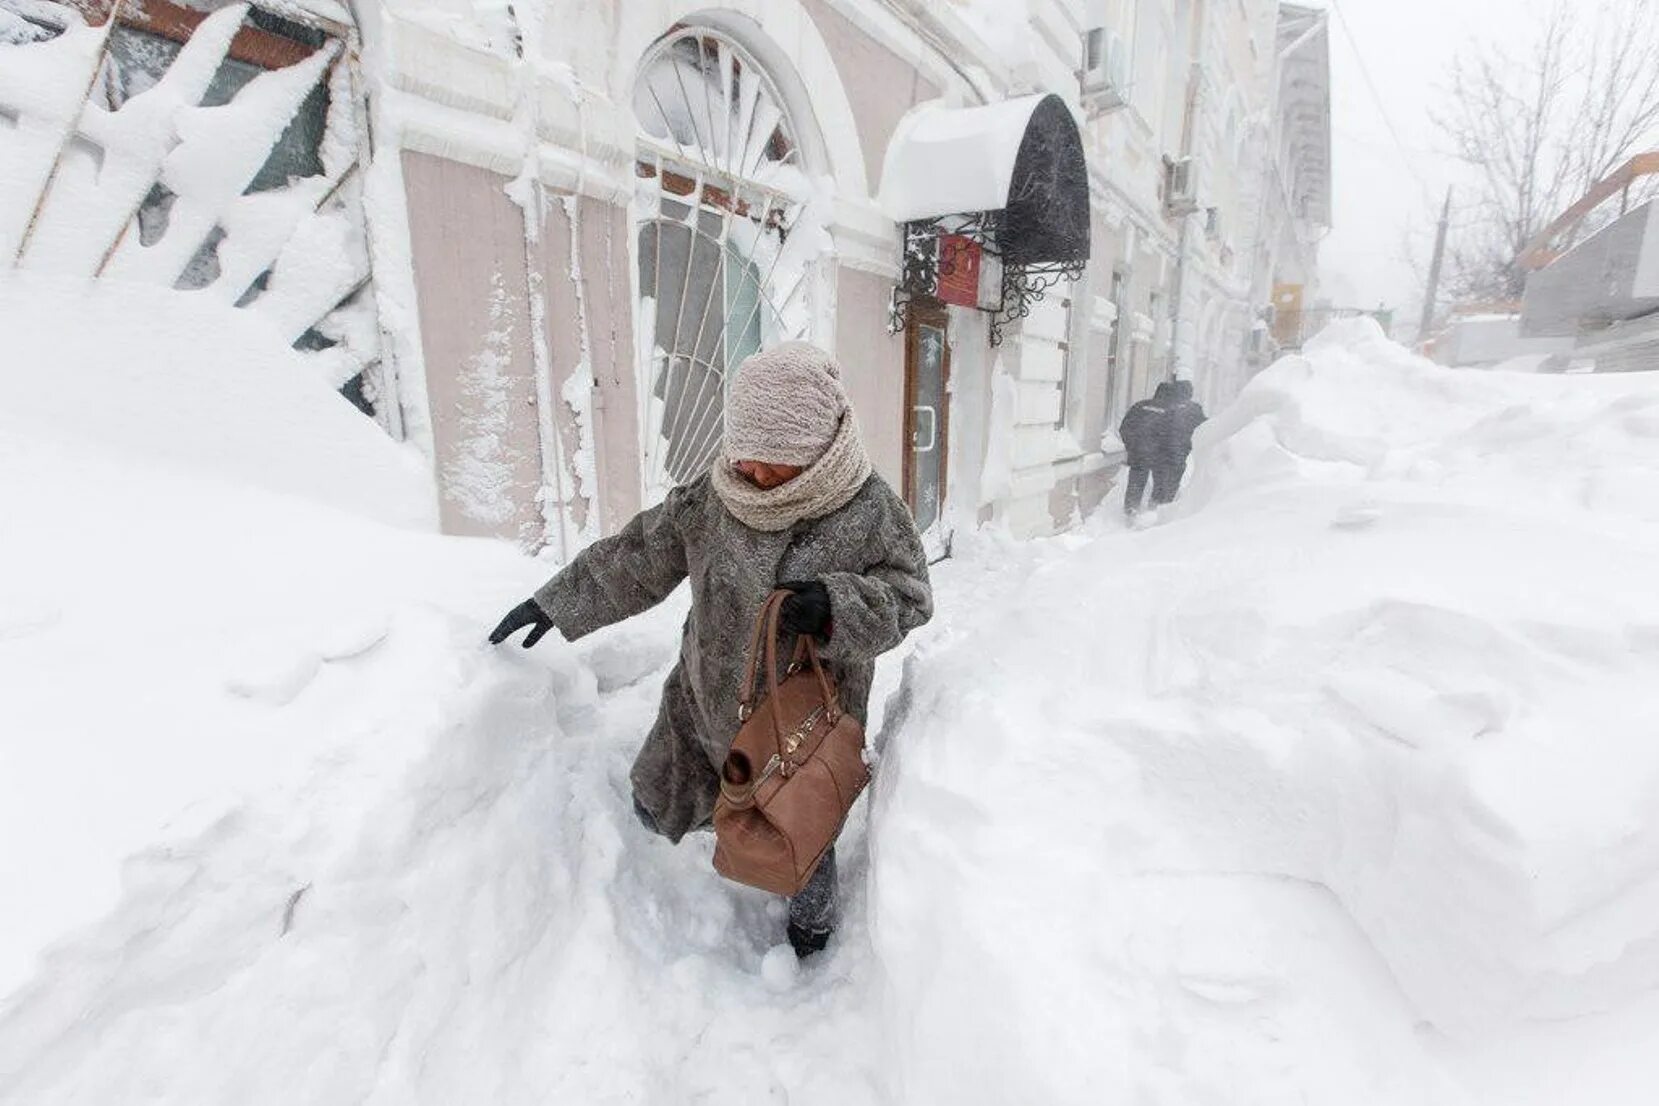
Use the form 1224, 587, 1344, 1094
1126, 461, 1186, 514
633, 796, 838, 934
787, 848, 838, 935
1124, 464, 1152, 514
1152, 462, 1185, 505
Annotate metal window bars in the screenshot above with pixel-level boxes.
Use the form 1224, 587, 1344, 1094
632, 27, 815, 500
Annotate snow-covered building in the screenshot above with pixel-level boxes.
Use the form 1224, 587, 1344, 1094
1521, 196, 1659, 374
1250, 3, 1330, 366
1424, 311, 1574, 371
0, 0, 1330, 552
1069, 1, 1330, 444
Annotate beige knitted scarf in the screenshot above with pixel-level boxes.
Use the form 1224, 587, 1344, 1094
710, 411, 874, 532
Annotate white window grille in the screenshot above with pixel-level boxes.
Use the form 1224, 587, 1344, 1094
632, 27, 818, 501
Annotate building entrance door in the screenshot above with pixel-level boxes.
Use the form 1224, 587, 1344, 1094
903, 298, 952, 558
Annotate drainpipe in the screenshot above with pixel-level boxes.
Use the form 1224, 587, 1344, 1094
1167, 0, 1207, 380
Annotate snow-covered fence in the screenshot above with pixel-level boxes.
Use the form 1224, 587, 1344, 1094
0, 0, 383, 419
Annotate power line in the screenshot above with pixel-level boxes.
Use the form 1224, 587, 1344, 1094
1327, 0, 1437, 198
1331, 125, 1459, 162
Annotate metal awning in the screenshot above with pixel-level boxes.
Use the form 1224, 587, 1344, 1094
879, 93, 1091, 267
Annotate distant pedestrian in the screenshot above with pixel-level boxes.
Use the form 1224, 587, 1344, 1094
1156, 379, 1206, 505
1117, 379, 1206, 516
1118, 381, 1175, 516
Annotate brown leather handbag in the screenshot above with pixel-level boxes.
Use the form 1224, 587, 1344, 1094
712, 589, 870, 897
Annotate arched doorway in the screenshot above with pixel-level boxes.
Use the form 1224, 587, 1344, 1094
631, 24, 826, 503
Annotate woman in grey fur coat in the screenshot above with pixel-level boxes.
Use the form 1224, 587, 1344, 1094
489, 341, 933, 957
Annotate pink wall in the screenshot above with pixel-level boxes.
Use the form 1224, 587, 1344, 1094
541, 194, 643, 539
402, 151, 546, 547
405, 152, 644, 549
406, 3, 945, 544
835, 265, 907, 491
802, 0, 939, 194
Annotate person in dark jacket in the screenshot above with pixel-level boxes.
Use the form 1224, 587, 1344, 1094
488, 342, 933, 959
1154, 379, 1206, 505
1118, 382, 1175, 516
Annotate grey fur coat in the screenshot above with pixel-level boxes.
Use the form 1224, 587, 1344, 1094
533, 472, 933, 840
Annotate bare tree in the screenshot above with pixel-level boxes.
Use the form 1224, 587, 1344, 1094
1433, 0, 1659, 303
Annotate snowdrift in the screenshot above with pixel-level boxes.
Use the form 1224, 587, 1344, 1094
0, 274, 431, 528
5, 288, 1659, 1106
872, 319, 1659, 1102
0, 271, 885, 1104
0, 270, 467, 1000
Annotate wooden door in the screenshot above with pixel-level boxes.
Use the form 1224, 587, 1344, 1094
903, 298, 951, 543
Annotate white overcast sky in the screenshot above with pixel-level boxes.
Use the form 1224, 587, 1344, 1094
1307, 0, 1546, 317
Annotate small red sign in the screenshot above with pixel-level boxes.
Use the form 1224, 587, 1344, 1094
935, 234, 981, 308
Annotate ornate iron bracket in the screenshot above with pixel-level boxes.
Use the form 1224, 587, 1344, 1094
889, 214, 1004, 335
889, 212, 1083, 346
989, 259, 1088, 346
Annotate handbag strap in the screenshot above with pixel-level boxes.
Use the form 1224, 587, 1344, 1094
737, 590, 842, 758
738, 590, 790, 720
789, 633, 840, 724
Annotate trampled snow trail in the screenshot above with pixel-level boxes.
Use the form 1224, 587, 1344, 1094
4, 277, 1659, 1105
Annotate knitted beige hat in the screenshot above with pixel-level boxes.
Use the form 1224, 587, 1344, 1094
723, 341, 849, 466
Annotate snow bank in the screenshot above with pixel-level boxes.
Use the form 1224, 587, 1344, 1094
0, 272, 431, 527
871, 318, 1659, 1100
1188, 318, 1659, 525
0, 269, 437, 999
0, 270, 887, 1103
7, 297, 1659, 1103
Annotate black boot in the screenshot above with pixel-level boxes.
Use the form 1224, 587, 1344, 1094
787, 921, 832, 958
786, 848, 838, 959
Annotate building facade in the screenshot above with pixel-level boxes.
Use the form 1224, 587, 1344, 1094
0, 0, 1331, 554
1521, 180, 1659, 374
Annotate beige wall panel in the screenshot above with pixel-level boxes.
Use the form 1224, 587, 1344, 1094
538, 196, 591, 540
1077, 468, 1114, 518
1047, 469, 1116, 529
802, 0, 939, 194
402, 151, 545, 547
539, 193, 644, 540
834, 266, 906, 490
582, 196, 644, 534
1049, 478, 1079, 530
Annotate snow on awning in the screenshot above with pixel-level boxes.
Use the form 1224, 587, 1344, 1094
879, 93, 1090, 267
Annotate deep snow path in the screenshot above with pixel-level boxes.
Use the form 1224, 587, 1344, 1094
6, 288, 1659, 1104
0, 530, 1005, 1105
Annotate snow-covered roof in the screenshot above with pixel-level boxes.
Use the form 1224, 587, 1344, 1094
878, 95, 1050, 222
1276, 5, 1332, 228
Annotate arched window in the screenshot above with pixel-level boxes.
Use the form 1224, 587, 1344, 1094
632, 25, 820, 499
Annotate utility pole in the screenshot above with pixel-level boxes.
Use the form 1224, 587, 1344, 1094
1417, 188, 1452, 345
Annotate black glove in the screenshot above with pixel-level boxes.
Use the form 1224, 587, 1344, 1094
488, 599, 555, 648
778, 580, 832, 638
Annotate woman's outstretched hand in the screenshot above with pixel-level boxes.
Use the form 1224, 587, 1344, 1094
489, 599, 555, 648
778, 580, 832, 638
